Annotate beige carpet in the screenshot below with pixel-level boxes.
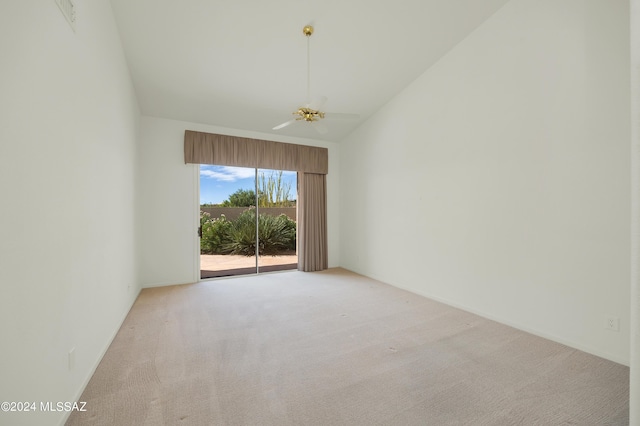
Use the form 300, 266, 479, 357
67, 268, 629, 425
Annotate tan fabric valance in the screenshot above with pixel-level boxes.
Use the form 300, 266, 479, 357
184, 130, 328, 175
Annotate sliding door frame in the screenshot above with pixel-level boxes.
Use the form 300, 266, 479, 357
195, 165, 298, 281
254, 168, 259, 273
192, 163, 201, 283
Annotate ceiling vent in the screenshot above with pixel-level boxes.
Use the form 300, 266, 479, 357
55, 0, 76, 31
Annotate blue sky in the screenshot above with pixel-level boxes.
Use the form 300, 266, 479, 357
200, 165, 297, 205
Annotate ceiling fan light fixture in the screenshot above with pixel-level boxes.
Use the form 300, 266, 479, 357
295, 107, 324, 122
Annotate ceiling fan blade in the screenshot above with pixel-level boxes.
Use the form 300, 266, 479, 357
311, 121, 328, 134
272, 119, 297, 130
308, 96, 328, 111
323, 112, 360, 120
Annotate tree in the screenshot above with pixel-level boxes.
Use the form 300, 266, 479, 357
221, 189, 256, 207
218, 172, 294, 207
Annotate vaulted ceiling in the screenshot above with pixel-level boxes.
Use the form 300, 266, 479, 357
109, 0, 510, 142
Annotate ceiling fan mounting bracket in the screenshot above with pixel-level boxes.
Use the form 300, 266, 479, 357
303, 25, 314, 37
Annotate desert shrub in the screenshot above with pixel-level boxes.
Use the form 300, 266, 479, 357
200, 212, 232, 254
278, 214, 297, 251
223, 209, 296, 256
258, 213, 296, 254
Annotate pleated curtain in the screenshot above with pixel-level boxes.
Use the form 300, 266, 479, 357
297, 172, 328, 272
184, 130, 329, 272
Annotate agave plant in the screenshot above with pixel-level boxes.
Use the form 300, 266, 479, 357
223, 209, 296, 256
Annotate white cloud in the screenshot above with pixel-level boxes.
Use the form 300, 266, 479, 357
200, 166, 298, 182
200, 166, 256, 182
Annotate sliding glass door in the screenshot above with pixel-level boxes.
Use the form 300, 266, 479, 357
199, 165, 297, 279
257, 169, 298, 273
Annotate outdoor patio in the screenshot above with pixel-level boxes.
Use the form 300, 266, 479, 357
200, 254, 298, 278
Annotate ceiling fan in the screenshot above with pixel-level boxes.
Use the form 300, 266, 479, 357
272, 25, 359, 135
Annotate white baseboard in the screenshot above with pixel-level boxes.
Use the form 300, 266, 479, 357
348, 269, 630, 367
142, 279, 195, 288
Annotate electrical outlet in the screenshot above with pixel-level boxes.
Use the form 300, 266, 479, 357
68, 347, 75, 370
604, 315, 620, 332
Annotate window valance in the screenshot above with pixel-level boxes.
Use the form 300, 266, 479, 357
184, 130, 328, 175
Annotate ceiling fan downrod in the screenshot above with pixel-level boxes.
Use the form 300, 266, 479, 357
304, 25, 313, 105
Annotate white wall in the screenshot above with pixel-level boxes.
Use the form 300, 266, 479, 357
0, 2, 140, 425
630, 0, 640, 421
340, 0, 630, 364
137, 116, 340, 288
